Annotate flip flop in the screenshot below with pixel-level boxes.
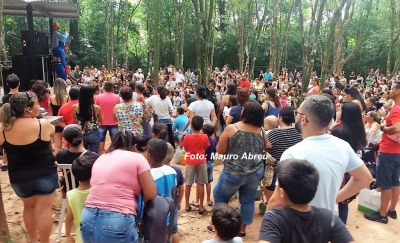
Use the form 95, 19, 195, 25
190, 202, 199, 208
206, 226, 215, 233
207, 201, 214, 206
198, 209, 206, 215
185, 206, 193, 212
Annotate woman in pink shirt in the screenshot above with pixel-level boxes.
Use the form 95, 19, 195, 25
80, 131, 157, 243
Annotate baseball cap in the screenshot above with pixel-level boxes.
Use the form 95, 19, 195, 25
138, 68, 143, 73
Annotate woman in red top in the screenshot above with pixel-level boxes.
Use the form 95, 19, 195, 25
32, 80, 50, 114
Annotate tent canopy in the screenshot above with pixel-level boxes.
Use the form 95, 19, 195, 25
3, 0, 79, 19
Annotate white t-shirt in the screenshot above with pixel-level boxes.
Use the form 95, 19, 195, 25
202, 237, 242, 243
280, 134, 363, 212
175, 73, 185, 84
145, 95, 173, 119
189, 99, 215, 124
134, 72, 144, 82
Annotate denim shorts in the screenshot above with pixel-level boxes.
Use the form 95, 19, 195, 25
80, 207, 138, 243
11, 172, 58, 198
99, 125, 119, 142
376, 152, 400, 189
194, 160, 214, 183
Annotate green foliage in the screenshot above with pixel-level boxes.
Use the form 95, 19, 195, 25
1, 0, 398, 77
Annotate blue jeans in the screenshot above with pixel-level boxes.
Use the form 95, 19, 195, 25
80, 207, 139, 243
84, 130, 101, 154
213, 167, 264, 225
99, 125, 119, 142
338, 203, 348, 224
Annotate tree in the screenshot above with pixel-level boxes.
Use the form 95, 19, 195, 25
173, 0, 187, 68
191, 0, 216, 84
297, 0, 327, 93
0, 185, 10, 243
0, 0, 8, 62
386, 0, 400, 77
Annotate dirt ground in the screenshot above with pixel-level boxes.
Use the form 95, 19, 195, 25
1, 154, 400, 243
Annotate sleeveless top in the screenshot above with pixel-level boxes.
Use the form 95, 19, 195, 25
222, 124, 264, 176
51, 96, 69, 116
2, 119, 56, 183
265, 101, 280, 117
76, 105, 99, 134
115, 102, 144, 135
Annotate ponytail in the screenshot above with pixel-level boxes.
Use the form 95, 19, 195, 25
157, 129, 169, 142
157, 85, 167, 100
0, 103, 15, 129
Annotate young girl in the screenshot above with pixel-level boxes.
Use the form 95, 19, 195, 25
280, 90, 288, 108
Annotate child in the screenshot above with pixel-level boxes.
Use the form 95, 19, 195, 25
191, 124, 217, 208
145, 138, 177, 241
202, 204, 242, 243
258, 159, 354, 243
1, 74, 20, 171
181, 116, 210, 214
65, 152, 99, 243
164, 143, 185, 243
147, 138, 177, 199
264, 116, 279, 134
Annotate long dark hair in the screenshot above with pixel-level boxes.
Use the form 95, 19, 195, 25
78, 85, 95, 122
266, 87, 281, 108
157, 85, 167, 99
344, 86, 367, 111
152, 122, 168, 141
332, 102, 367, 151
106, 130, 137, 153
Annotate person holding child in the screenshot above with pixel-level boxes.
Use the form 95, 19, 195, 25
181, 116, 210, 214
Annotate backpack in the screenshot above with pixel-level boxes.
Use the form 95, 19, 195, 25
137, 195, 175, 243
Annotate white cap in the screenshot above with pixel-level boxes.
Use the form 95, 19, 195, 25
138, 68, 142, 73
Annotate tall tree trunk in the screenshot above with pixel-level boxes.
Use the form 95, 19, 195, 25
387, 0, 399, 77
123, 0, 129, 69
320, 0, 346, 82
0, 185, 10, 243
174, 0, 186, 68
269, 0, 279, 75
297, 0, 327, 93
0, 0, 7, 63
110, 1, 115, 67
192, 0, 215, 84
105, 1, 111, 69
151, 0, 160, 83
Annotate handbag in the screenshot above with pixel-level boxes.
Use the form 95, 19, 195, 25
260, 127, 276, 187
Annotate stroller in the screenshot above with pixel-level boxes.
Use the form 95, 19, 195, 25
361, 142, 379, 189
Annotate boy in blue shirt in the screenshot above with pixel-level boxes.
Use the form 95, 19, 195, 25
172, 107, 189, 142
147, 138, 177, 199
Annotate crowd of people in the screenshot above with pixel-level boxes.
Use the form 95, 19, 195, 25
0, 64, 399, 243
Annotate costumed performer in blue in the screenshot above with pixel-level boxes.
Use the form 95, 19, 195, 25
53, 40, 67, 80
51, 22, 72, 49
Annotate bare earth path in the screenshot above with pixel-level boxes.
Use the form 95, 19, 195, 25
1, 161, 399, 243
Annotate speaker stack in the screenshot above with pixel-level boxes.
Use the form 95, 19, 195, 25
8, 30, 53, 92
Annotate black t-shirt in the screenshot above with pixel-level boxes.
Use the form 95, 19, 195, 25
259, 206, 354, 243
55, 150, 98, 191
2, 93, 13, 104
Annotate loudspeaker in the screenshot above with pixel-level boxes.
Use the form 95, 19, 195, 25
11, 55, 53, 92
21, 30, 49, 56
1, 66, 14, 94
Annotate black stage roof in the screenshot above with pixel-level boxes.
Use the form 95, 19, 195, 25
3, 0, 79, 19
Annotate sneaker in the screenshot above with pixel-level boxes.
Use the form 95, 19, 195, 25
388, 210, 397, 219
364, 212, 388, 224
1, 165, 7, 172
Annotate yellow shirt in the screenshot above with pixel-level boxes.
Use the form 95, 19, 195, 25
67, 189, 89, 243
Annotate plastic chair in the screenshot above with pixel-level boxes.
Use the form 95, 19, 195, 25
56, 164, 77, 242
